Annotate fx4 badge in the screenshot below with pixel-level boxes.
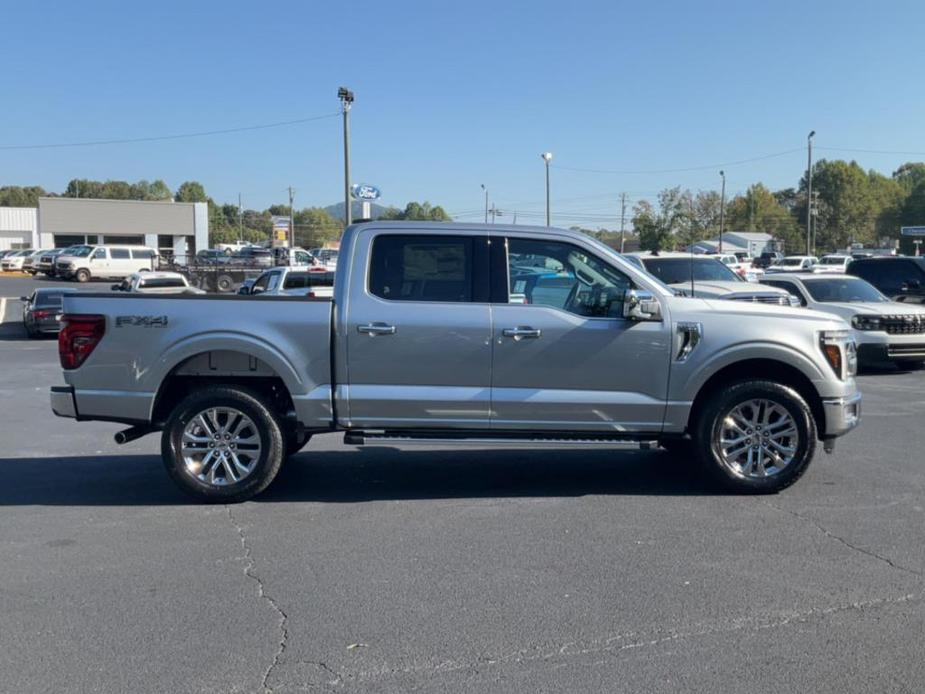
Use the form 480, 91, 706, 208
115, 315, 168, 328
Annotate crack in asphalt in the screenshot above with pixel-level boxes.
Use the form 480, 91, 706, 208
762, 501, 925, 579
327, 593, 919, 685
226, 506, 290, 693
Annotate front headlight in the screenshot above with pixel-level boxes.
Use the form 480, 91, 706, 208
820, 330, 851, 380
851, 315, 881, 331
788, 295, 801, 307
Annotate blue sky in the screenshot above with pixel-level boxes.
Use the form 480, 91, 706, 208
2, 0, 924, 228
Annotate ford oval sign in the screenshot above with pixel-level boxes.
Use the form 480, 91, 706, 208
350, 184, 381, 201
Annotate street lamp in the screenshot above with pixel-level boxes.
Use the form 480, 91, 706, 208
541, 152, 553, 226
806, 130, 815, 255
338, 87, 355, 226
481, 184, 488, 224
719, 170, 726, 253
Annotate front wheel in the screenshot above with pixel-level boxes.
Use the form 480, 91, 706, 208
161, 386, 285, 502
693, 380, 816, 494
75, 268, 90, 283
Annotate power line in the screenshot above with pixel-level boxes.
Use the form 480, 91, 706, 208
551, 148, 804, 175
0, 112, 341, 150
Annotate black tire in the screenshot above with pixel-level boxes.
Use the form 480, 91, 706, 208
75, 268, 90, 283
692, 380, 816, 494
161, 386, 285, 502
24, 322, 39, 339
216, 274, 234, 293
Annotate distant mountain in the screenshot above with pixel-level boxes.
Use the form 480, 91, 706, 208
325, 201, 391, 222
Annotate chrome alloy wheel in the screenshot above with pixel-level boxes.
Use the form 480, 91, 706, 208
181, 407, 263, 486
716, 399, 799, 479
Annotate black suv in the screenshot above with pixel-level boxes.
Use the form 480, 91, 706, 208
848, 256, 925, 303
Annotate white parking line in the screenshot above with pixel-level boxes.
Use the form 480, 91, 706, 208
0, 297, 6, 325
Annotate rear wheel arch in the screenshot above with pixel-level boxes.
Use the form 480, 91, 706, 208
688, 359, 825, 438
152, 350, 297, 426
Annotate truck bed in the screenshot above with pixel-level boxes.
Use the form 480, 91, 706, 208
56, 293, 335, 429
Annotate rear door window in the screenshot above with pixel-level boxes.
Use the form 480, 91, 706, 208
369, 235, 478, 303
110, 248, 131, 260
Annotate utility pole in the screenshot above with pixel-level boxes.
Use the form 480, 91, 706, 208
481, 184, 488, 224
288, 186, 295, 247
489, 203, 502, 224
338, 87, 355, 227
619, 192, 627, 253
719, 171, 726, 253
238, 193, 244, 241
541, 152, 553, 226
806, 130, 815, 255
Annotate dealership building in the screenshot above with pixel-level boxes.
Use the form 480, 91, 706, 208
0, 197, 208, 255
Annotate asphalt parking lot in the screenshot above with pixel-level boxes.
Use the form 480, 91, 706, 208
1, 274, 923, 694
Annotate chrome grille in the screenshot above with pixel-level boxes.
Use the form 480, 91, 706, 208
728, 294, 789, 306
881, 315, 925, 335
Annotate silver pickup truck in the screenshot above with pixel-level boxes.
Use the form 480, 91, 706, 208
50, 222, 861, 501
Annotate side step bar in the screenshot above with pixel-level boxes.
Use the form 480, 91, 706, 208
344, 429, 658, 449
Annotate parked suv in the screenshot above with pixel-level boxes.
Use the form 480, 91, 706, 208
55, 245, 159, 282
848, 256, 925, 304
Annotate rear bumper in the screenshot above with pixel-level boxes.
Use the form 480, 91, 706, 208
50, 386, 78, 419
821, 391, 861, 438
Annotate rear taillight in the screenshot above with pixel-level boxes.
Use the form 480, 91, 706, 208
59, 314, 105, 370
32, 309, 50, 319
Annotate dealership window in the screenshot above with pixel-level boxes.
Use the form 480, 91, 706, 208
102, 235, 144, 246
54, 234, 88, 248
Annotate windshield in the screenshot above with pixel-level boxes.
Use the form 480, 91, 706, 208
641, 257, 742, 284
778, 258, 804, 267
820, 256, 847, 265
141, 277, 186, 288
66, 245, 93, 257
803, 278, 887, 303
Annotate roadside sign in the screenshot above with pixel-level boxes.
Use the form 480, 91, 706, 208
350, 184, 381, 201
901, 226, 925, 236
271, 215, 290, 230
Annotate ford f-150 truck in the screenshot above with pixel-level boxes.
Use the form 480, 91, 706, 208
50, 222, 861, 501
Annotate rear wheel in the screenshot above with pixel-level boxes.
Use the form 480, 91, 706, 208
693, 380, 816, 494
75, 268, 90, 283
216, 274, 234, 293
161, 386, 285, 502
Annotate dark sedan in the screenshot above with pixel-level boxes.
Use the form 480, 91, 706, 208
21, 288, 77, 338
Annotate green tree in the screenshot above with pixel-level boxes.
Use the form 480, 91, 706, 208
632, 187, 687, 252
727, 183, 801, 252
293, 208, 343, 247
0, 185, 46, 207
174, 181, 209, 203
893, 162, 925, 193
379, 201, 452, 221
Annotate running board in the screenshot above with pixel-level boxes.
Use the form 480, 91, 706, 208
344, 429, 658, 449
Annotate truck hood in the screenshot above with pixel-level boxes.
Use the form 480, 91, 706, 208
810, 301, 925, 319
669, 280, 788, 300
670, 295, 848, 327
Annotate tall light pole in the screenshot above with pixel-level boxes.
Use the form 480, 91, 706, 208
541, 152, 553, 226
338, 87, 354, 227
481, 184, 488, 224
719, 170, 726, 253
806, 130, 815, 255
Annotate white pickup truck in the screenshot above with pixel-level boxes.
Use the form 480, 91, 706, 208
50, 223, 861, 502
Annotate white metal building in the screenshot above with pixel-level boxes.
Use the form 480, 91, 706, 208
0, 207, 38, 251
36, 197, 209, 256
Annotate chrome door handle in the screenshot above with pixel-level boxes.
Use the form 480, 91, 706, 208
357, 322, 397, 336
502, 326, 541, 339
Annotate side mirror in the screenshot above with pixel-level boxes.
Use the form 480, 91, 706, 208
623, 289, 662, 321
250, 286, 264, 295
20, 296, 28, 302
111, 284, 122, 291
237, 286, 250, 295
